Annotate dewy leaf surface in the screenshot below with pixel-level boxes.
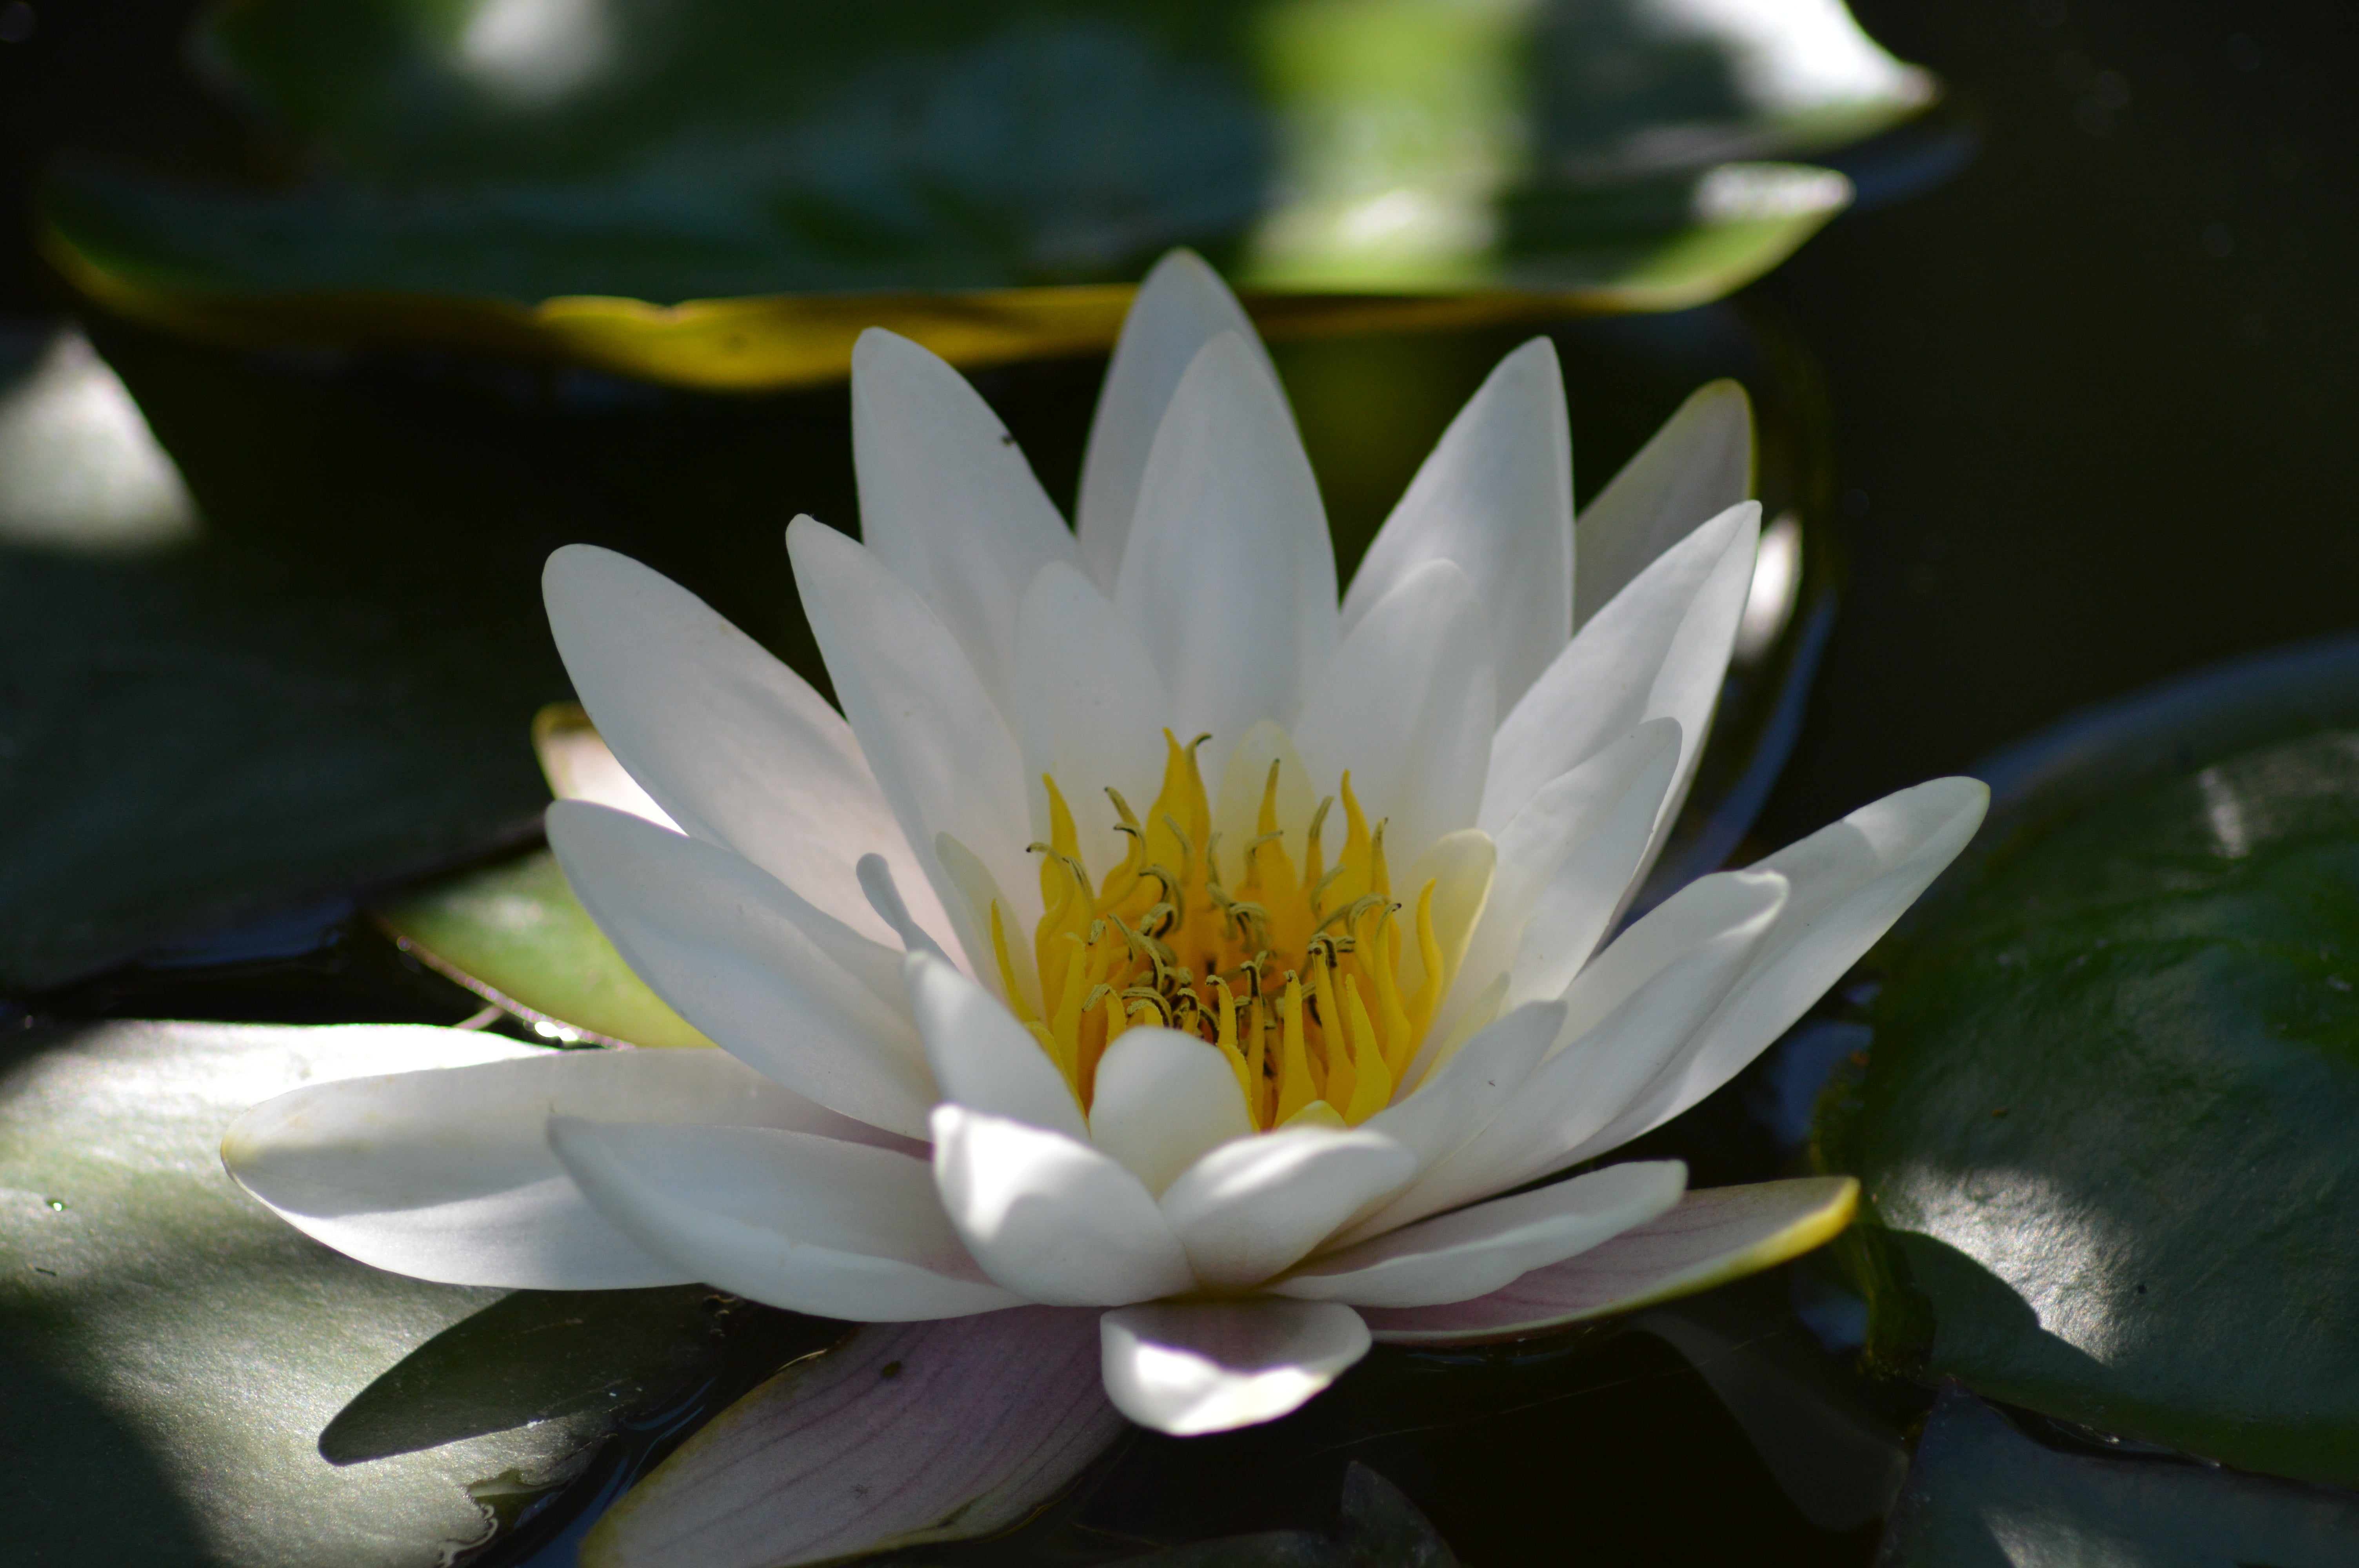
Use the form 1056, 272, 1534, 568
1825, 713, 2359, 1486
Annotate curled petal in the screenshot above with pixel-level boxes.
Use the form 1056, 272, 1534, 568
1100, 1298, 1372, 1436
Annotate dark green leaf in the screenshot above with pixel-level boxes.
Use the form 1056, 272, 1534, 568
1877, 1384, 2359, 1568
1823, 682, 2359, 1485
0, 1021, 603, 1565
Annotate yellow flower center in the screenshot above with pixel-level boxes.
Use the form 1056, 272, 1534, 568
987, 731, 1465, 1131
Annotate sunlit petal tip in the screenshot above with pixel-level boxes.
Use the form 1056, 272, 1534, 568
1100, 1298, 1372, 1436
1573, 379, 1756, 628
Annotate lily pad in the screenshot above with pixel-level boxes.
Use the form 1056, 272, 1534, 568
0, 1019, 814, 1567
1818, 636, 2359, 1486
1877, 1384, 2359, 1568
375, 848, 712, 1049
0, 323, 570, 993
43, 0, 1932, 387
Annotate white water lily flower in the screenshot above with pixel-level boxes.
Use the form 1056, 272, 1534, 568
224, 252, 1983, 1442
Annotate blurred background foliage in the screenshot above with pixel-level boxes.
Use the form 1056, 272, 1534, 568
37, 0, 1931, 384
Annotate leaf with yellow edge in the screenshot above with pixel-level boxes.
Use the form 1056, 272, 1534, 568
372, 703, 710, 1048
1356, 1175, 1859, 1344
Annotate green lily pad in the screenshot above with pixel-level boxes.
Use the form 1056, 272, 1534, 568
43, 0, 1930, 386
1877, 1385, 2359, 1567
1818, 641, 2359, 1487
0, 1019, 813, 1567
375, 848, 713, 1049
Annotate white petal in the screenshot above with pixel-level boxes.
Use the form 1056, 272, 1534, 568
533, 706, 678, 828
1349, 869, 1785, 1239
1013, 561, 1174, 880
933, 831, 1041, 1014
1160, 1126, 1416, 1289
1483, 502, 1761, 879
1361, 1001, 1561, 1185
1077, 250, 1281, 592
905, 952, 1087, 1141
1087, 1027, 1254, 1196
549, 1120, 1018, 1321
1100, 1298, 1370, 1436
1342, 338, 1573, 711
931, 1104, 1195, 1306
1359, 1177, 1859, 1343
1561, 777, 1988, 1162
1210, 719, 1319, 872
789, 517, 1038, 966
1276, 1160, 1686, 1308
543, 545, 949, 951
1114, 334, 1338, 750
1573, 380, 1753, 628
222, 1047, 899, 1289
548, 801, 936, 1139
853, 328, 1083, 726
1491, 720, 1683, 1013
1296, 559, 1495, 873
580, 1308, 1120, 1568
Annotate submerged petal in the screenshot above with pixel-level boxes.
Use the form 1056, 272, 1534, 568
852, 328, 1082, 726
1077, 250, 1281, 592
1115, 333, 1338, 748
543, 545, 947, 950
1359, 1177, 1859, 1343
1342, 338, 1574, 711
1100, 1298, 1372, 1436
931, 1105, 1196, 1306
1276, 1160, 1686, 1308
548, 800, 937, 1138
1573, 380, 1754, 628
550, 1120, 1018, 1321
1296, 559, 1496, 873
222, 1045, 899, 1289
